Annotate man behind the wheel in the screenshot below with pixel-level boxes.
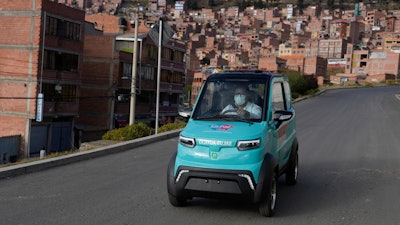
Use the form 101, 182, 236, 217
221, 85, 262, 119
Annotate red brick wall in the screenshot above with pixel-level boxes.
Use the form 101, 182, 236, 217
0, 0, 42, 10
77, 34, 119, 132
0, 116, 27, 137
0, 0, 86, 155
86, 14, 121, 34
0, 0, 43, 142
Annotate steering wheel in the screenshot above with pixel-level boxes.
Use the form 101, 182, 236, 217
221, 109, 238, 115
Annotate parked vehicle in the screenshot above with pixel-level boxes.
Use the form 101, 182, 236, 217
178, 105, 193, 118
167, 70, 299, 216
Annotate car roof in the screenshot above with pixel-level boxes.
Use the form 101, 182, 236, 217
207, 70, 282, 80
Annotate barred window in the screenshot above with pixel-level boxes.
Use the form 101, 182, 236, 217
45, 16, 81, 41
141, 66, 154, 80
42, 83, 77, 102
44, 50, 78, 72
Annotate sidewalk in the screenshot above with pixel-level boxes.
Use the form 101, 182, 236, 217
0, 129, 181, 180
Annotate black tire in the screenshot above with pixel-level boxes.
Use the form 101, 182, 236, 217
259, 173, 277, 217
285, 148, 298, 185
168, 193, 187, 207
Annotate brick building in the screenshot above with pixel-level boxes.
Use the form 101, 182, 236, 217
0, 0, 85, 157
305, 38, 348, 59
114, 32, 186, 128
332, 43, 400, 84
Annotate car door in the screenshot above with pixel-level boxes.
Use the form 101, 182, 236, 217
271, 80, 292, 169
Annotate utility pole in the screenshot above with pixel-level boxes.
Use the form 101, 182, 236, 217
155, 19, 162, 134
129, 12, 139, 125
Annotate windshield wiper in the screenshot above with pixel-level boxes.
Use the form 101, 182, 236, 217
195, 114, 254, 124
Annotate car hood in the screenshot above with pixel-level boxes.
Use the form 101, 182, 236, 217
181, 120, 265, 142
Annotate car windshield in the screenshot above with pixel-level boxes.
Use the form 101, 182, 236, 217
192, 78, 267, 122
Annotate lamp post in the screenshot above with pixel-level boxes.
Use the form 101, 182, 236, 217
129, 12, 139, 125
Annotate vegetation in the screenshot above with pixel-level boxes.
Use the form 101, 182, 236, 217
102, 122, 154, 141
157, 121, 187, 133
102, 121, 187, 141
284, 70, 319, 99
326, 67, 345, 77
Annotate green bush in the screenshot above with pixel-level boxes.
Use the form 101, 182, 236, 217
284, 70, 318, 98
158, 121, 187, 133
102, 122, 154, 141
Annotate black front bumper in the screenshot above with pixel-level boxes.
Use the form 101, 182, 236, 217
168, 166, 257, 201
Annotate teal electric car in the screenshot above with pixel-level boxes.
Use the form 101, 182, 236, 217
167, 71, 299, 217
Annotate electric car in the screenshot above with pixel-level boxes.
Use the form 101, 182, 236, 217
167, 71, 299, 217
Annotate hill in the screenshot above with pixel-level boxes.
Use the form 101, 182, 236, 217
185, 0, 400, 11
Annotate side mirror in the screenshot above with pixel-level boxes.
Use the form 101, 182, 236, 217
273, 110, 293, 127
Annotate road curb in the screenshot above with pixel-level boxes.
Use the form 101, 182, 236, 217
0, 129, 182, 180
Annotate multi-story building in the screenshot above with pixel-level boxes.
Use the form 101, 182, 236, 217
279, 43, 293, 56
190, 70, 208, 104
80, 16, 186, 136
381, 32, 400, 52
114, 28, 186, 128
365, 9, 386, 29
0, 0, 85, 157
332, 43, 399, 84
305, 38, 347, 59
330, 19, 348, 39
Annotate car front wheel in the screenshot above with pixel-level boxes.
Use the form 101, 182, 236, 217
259, 173, 277, 217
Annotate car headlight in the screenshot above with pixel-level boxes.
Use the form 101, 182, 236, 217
237, 139, 260, 150
179, 136, 196, 148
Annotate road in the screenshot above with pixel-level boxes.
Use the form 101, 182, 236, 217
0, 86, 399, 225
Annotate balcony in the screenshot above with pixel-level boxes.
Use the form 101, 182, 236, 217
43, 102, 79, 117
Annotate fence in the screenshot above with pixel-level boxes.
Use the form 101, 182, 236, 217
0, 135, 20, 164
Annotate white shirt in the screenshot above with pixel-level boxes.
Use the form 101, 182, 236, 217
221, 102, 262, 119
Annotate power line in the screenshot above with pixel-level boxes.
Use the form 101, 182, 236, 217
0, 56, 40, 65
0, 95, 115, 100
0, 71, 127, 83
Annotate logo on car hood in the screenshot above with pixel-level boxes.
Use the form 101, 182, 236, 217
210, 124, 234, 131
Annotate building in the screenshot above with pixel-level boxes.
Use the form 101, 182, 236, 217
80, 15, 186, 138
0, 0, 85, 157
332, 43, 400, 84
305, 38, 348, 59
114, 24, 186, 128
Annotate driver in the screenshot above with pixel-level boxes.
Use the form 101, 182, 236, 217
221, 86, 262, 119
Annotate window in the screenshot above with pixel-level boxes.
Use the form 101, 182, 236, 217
146, 44, 157, 59
42, 83, 77, 102
192, 79, 265, 121
141, 66, 154, 80
174, 51, 184, 63
46, 16, 81, 41
272, 82, 286, 113
283, 81, 292, 109
46, 16, 58, 36
162, 48, 174, 61
44, 50, 78, 72
121, 62, 132, 78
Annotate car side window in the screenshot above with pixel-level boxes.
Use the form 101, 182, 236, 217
283, 81, 292, 109
272, 82, 286, 112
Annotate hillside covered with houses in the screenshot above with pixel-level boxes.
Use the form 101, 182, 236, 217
0, 0, 400, 160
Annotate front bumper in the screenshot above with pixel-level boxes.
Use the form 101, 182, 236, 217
169, 166, 257, 201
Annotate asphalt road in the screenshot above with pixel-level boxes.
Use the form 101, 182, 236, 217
0, 86, 399, 225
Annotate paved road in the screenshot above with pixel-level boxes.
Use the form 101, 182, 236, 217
0, 86, 399, 225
